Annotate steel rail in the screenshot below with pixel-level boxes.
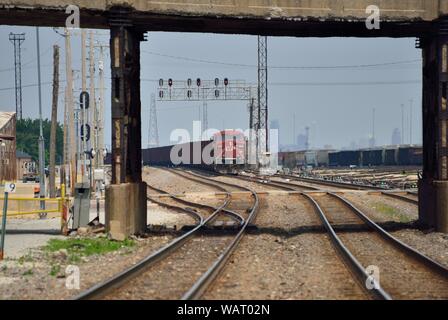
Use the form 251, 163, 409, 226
281, 174, 388, 190
256, 175, 321, 191
179, 169, 250, 192
73, 179, 234, 300
147, 193, 203, 225
147, 183, 245, 226
380, 191, 418, 205
232, 174, 301, 191
329, 193, 448, 278
302, 193, 391, 300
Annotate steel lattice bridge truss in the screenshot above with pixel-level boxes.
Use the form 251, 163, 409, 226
157, 79, 257, 102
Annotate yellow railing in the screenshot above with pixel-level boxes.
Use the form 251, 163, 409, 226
0, 185, 67, 218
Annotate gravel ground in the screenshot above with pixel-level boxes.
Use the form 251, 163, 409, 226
106, 235, 235, 300
211, 175, 286, 193
144, 167, 215, 194
203, 234, 368, 300
0, 235, 173, 300
338, 231, 448, 299
312, 194, 448, 299
389, 229, 448, 267
147, 202, 197, 230
342, 192, 418, 223
254, 194, 320, 230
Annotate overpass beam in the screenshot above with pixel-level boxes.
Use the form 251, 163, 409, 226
420, 20, 448, 233
105, 9, 147, 240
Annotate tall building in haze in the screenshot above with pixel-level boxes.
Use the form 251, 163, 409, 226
391, 128, 401, 145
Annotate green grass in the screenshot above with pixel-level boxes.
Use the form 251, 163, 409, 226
44, 238, 135, 263
374, 202, 412, 223
49, 264, 61, 277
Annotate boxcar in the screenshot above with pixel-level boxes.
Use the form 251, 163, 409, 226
337, 150, 361, 167
384, 148, 397, 166
398, 146, 423, 166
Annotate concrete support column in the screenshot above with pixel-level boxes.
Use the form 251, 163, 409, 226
419, 20, 448, 232
106, 8, 147, 239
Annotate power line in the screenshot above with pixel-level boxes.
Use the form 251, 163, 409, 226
0, 78, 422, 93
0, 37, 62, 74
142, 50, 420, 70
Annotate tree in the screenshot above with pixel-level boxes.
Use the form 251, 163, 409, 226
16, 118, 64, 165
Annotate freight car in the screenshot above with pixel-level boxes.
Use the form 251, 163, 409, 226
142, 140, 214, 171
327, 145, 422, 167
397, 146, 423, 166
361, 149, 383, 167
140, 130, 247, 174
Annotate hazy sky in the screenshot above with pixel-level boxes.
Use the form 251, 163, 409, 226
0, 26, 422, 150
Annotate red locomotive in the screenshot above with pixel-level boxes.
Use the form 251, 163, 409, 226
213, 130, 246, 174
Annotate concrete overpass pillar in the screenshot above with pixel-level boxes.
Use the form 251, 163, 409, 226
419, 20, 448, 233
105, 8, 147, 240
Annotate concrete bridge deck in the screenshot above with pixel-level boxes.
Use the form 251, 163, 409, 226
0, 1, 447, 36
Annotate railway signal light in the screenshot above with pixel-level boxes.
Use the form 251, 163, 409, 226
187, 90, 192, 98
196, 78, 201, 87
224, 78, 229, 86
80, 91, 89, 109
159, 79, 164, 87
187, 78, 192, 87
81, 124, 91, 142
214, 78, 219, 86
159, 90, 164, 99
215, 89, 220, 98
168, 78, 173, 87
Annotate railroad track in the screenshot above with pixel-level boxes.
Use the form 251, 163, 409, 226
274, 173, 388, 190
225, 173, 320, 192
213, 173, 446, 299
272, 173, 419, 205
303, 193, 448, 299
146, 177, 244, 226
74, 167, 259, 300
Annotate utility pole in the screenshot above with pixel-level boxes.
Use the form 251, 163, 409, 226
97, 45, 106, 166
202, 100, 208, 131
409, 99, 413, 145
36, 27, 46, 216
49, 45, 59, 198
89, 31, 96, 172
9, 33, 25, 120
65, 28, 76, 193
81, 30, 87, 92
80, 30, 88, 182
